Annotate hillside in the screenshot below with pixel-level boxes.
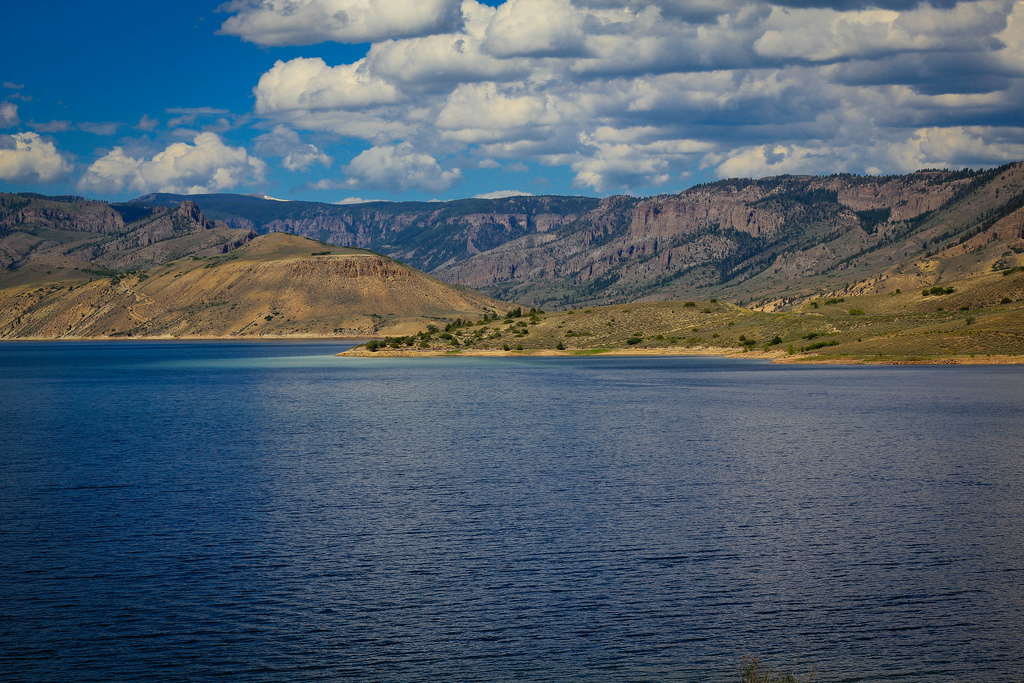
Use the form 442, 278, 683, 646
1, 194, 255, 270
130, 163, 1024, 310
342, 266, 1024, 363
0, 229, 506, 339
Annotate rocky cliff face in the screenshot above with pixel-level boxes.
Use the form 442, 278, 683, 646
434, 165, 1024, 308
1, 194, 125, 234
0, 195, 254, 270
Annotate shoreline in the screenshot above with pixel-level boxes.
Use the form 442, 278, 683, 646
337, 344, 1024, 365
2, 336, 1020, 364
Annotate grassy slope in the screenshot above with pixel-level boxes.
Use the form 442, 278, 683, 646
344, 267, 1024, 363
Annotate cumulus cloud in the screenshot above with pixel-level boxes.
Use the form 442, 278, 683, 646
0, 132, 72, 183
887, 125, 1024, 171
232, 0, 1024, 193
254, 125, 332, 171
218, 0, 464, 46
78, 132, 266, 195
483, 0, 588, 58
343, 143, 462, 192
255, 57, 401, 113
0, 102, 18, 128
709, 143, 851, 178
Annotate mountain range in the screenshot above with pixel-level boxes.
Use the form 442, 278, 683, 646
128, 162, 1024, 310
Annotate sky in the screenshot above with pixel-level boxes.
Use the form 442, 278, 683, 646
2, 0, 1024, 205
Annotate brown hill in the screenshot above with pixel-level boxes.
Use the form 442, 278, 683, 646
0, 232, 507, 339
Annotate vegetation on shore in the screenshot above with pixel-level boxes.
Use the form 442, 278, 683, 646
344, 266, 1024, 363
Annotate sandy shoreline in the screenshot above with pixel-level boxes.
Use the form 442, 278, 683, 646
337, 345, 1024, 365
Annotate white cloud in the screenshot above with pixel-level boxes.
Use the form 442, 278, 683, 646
0, 102, 18, 128
233, 0, 1024, 193
710, 143, 850, 178
254, 125, 332, 171
333, 196, 377, 204
754, 2, 1009, 63
572, 136, 713, 191
436, 82, 573, 143
483, 0, 588, 58
473, 189, 534, 198
218, 0, 464, 46
343, 143, 462, 192
0, 132, 72, 183
78, 132, 267, 195
364, 2, 523, 86
887, 126, 1024, 171
254, 57, 401, 113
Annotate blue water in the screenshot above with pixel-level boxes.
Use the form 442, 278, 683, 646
2, 341, 1023, 682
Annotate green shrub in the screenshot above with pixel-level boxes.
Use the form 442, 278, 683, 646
1001, 297, 1012, 304
555, 341, 566, 350
684, 301, 696, 307
626, 336, 642, 345
848, 308, 865, 315
740, 656, 814, 683
922, 286, 954, 296
802, 339, 840, 351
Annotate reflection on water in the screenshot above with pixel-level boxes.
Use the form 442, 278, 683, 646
2, 343, 1023, 682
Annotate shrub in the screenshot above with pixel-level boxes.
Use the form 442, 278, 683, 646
684, 301, 696, 307
740, 656, 813, 683
848, 308, 865, 315
515, 343, 523, 350
824, 297, 845, 305
770, 335, 783, 345
555, 341, 566, 350
1001, 297, 1012, 304
922, 286, 954, 296
365, 340, 380, 352
802, 339, 840, 351
626, 336, 642, 345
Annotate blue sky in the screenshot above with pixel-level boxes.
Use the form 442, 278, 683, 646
2, 0, 1023, 204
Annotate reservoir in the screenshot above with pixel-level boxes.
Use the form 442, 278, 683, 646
2, 342, 1023, 681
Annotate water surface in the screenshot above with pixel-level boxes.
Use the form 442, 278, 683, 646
2, 342, 1023, 681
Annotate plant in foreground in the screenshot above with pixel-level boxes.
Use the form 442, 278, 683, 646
740, 656, 815, 683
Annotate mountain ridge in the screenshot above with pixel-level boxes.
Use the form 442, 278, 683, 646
124, 163, 1024, 310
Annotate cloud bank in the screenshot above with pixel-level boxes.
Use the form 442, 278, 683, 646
79, 132, 266, 195
232, 0, 1024, 193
